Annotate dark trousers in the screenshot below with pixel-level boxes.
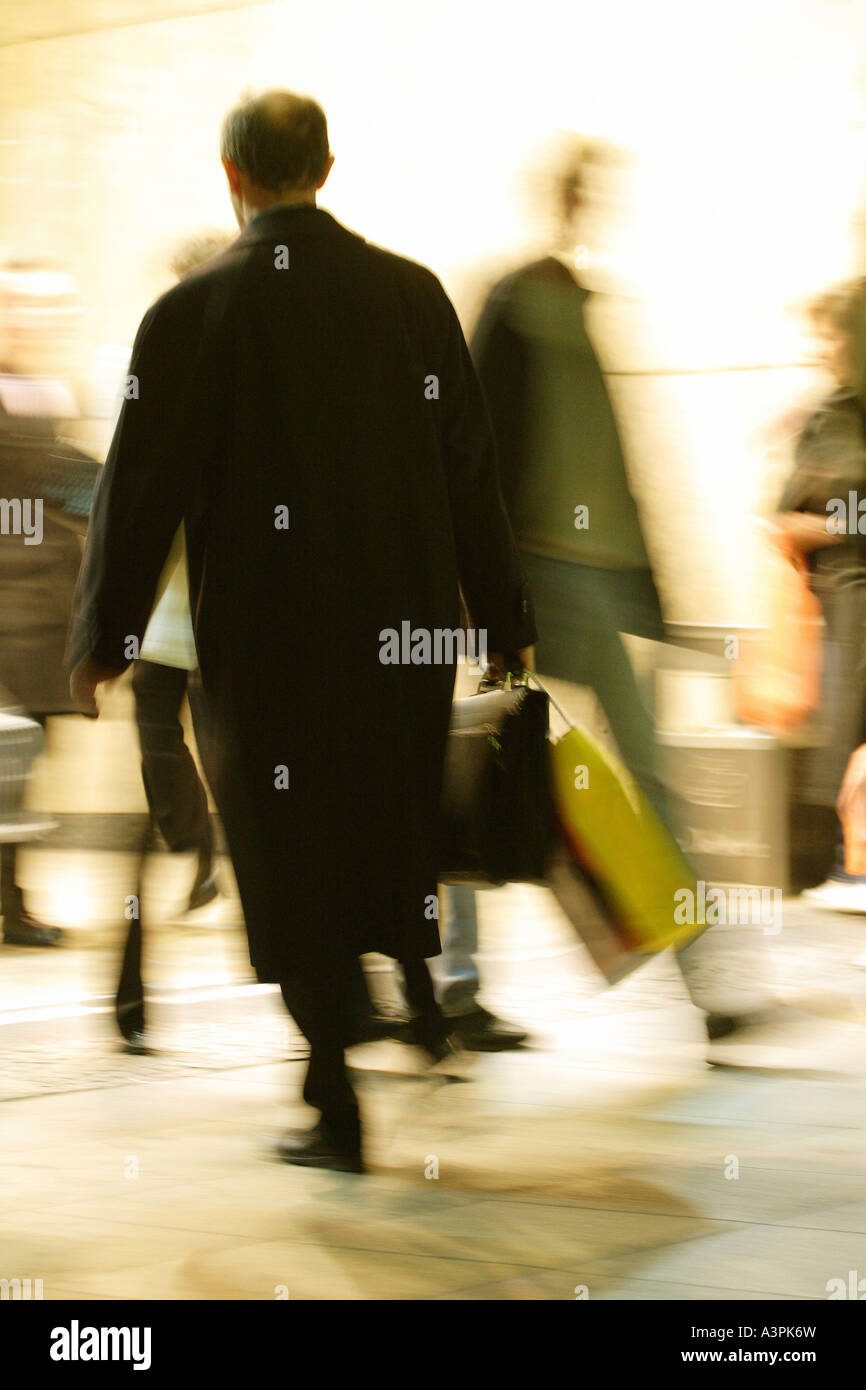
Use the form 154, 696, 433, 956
280, 951, 367, 1123
132, 660, 212, 857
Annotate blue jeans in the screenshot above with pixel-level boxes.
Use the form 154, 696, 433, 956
430, 884, 481, 1015
520, 552, 671, 830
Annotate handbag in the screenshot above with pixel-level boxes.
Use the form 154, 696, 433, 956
733, 521, 823, 736
439, 674, 555, 886
0, 706, 57, 843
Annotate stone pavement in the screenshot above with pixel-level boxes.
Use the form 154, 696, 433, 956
3, 865, 866, 1300
3, 677, 866, 1299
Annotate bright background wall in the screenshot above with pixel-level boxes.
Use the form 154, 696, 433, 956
3, 0, 866, 623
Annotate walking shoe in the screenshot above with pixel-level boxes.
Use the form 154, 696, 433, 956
448, 1005, 529, 1051
349, 1011, 407, 1046
801, 880, 866, 914
2, 910, 64, 946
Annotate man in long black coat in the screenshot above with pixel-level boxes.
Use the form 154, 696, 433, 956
67, 91, 535, 1171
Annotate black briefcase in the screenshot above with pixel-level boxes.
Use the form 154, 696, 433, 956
439, 680, 555, 886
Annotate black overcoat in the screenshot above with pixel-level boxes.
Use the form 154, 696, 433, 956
66, 205, 535, 979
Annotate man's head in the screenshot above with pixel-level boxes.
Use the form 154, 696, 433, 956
806, 282, 866, 388
220, 91, 334, 227
526, 132, 623, 253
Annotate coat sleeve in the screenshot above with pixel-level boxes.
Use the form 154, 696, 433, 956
468, 279, 527, 523
435, 292, 537, 655
65, 286, 225, 675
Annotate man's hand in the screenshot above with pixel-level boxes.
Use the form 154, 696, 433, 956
69, 656, 124, 719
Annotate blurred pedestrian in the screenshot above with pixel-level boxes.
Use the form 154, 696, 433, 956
0, 261, 93, 946
467, 137, 782, 1044
778, 281, 866, 912
437, 140, 665, 1046
131, 232, 234, 921
471, 138, 667, 817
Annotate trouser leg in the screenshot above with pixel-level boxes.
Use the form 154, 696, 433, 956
279, 950, 363, 1134
132, 660, 212, 856
431, 884, 481, 1015
581, 624, 674, 833
0, 841, 22, 918
400, 953, 448, 1053
186, 668, 215, 797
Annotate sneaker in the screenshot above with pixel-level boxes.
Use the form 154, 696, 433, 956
801, 880, 866, 914
705, 1007, 848, 1072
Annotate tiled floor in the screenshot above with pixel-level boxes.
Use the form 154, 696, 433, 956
3, 874, 866, 1299
3, 680, 866, 1299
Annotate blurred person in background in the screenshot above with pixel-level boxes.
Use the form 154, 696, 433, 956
464, 136, 787, 1045
67, 90, 535, 1173
435, 138, 668, 1048
131, 231, 234, 921
471, 136, 667, 814
777, 281, 866, 913
0, 261, 90, 946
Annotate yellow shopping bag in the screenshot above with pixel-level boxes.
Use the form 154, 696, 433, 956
549, 722, 703, 960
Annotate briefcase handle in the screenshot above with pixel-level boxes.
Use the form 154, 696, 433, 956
476, 666, 531, 694
476, 668, 576, 735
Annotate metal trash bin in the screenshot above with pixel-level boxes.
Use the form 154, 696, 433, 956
0, 712, 56, 843
659, 725, 786, 1015
658, 726, 788, 893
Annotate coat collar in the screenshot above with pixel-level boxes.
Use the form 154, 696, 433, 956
234, 203, 342, 248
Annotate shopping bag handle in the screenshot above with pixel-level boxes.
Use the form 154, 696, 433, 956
526, 671, 576, 733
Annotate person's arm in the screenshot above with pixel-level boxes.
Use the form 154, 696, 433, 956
776, 510, 844, 553
66, 284, 226, 713
468, 280, 526, 524
433, 292, 536, 671
777, 398, 866, 551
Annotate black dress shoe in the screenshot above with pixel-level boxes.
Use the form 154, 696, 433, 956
121, 1031, 152, 1056
448, 1005, 528, 1051
704, 1006, 806, 1043
705, 1012, 740, 1041
348, 1011, 408, 1046
2, 911, 64, 947
276, 1119, 364, 1174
